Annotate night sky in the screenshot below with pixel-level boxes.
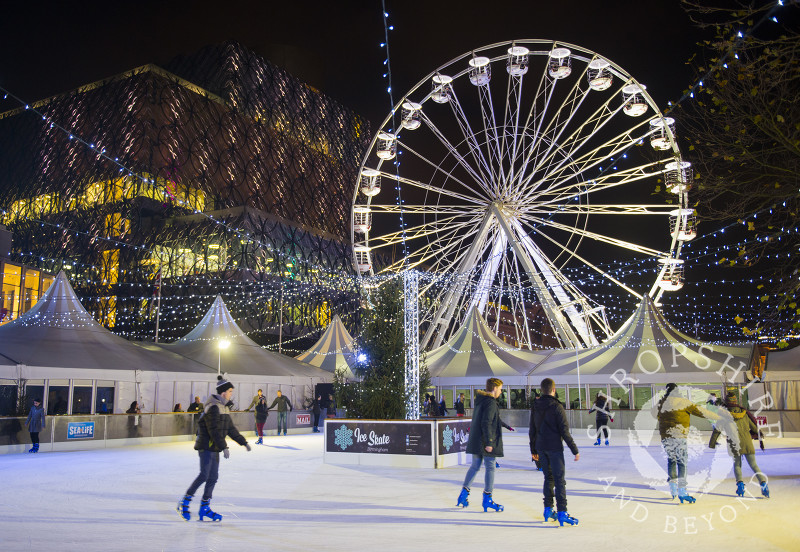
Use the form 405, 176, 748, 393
0, 0, 705, 128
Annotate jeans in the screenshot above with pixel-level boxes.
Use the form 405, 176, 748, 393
277, 412, 288, 434
539, 449, 567, 511
734, 453, 766, 484
662, 437, 688, 488
186, 450, 220, 500
462, 454, 497, 493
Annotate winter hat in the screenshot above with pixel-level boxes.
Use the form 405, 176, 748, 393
216, 375, 234, 394
726, 391, 738, 403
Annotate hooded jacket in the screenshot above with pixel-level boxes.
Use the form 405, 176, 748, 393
26, 404, 46, 433
656, 394, 717, 440
710, 399, 758, 456
466, 390, 503, 458
531, 394, 579, 455
194, 394, 247, 452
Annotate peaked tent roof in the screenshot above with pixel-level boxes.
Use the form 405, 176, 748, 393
295, 315, 356, 379
531, 296, 756, 384
427, 308, 554, 383
765, 345, 800, 380
0, 271, 209, 373
163, 295, 329, 379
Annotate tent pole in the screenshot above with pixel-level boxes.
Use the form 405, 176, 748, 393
576, 346, 581, 409
278, 283, 284, 355
154, 265, 162, 343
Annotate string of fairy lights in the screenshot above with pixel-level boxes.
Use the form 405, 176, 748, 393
0, 0, 796, 355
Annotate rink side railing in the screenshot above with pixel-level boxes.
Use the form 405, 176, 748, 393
0, 409, 329, 455
1, 408, 797, 455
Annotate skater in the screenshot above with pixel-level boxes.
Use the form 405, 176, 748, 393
710, 391, 769, 498
268, 390, 292, 435
254, 395, 268, 444
588, 393, 614, 446
187, 396, 203, 413
177, 376, 251, 522
656, 383, 718, 503
126, 401, 141, 438
455, 393, 466, 417
245, 389, 264, 411
25, 398, 46, 453
173, 403, 183, 412
531, 378, 580, 526
311, 395, 322, 432
455, 377, 505, 513
528, 390, 542, 470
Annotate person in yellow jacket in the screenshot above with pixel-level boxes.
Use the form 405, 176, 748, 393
655, 383, 718, 503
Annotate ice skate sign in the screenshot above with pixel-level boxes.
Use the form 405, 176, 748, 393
67, 421, 95, 440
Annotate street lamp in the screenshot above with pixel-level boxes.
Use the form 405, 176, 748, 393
217, 339, 230, 375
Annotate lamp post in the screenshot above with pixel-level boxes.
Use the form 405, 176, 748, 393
218, 339, 230, 376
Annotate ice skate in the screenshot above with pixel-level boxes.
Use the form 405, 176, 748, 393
736, 481, 745, 497
677, 488, 696, 504
557, 511, 579, 526
456, 487, 469, 508
255, 437, 263, 445
604, 440, 609, 446
593, 437, 601, 446
198, 499, 222, 521
482, 492, 503, 512
176, 494, 192, 521
669, 481, 678, 499
543, 506, 557, 522
761, 482, 770, 498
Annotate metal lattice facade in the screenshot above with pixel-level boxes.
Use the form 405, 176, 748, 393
0, 42, 369, 349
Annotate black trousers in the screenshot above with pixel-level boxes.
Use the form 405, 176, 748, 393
539, 449, 568, 511
186, 450, 220, 501
596, 417, 609, 439
313, 412, 321, 428
29, 431, 39, 445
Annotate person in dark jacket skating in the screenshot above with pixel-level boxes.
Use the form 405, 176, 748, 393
456, 378, 505, 513
25, 399, 46, 453
455, 393, 466, 417
268, 390, 293, 435
177, 376, 251, 522
588, 393, 614, 446
311, 395, 322, 432
531, 378, 580, 526
254, 395, 269, 444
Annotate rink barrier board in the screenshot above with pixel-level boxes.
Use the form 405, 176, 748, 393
0, 409, 319, 454
2, 409, 797, 455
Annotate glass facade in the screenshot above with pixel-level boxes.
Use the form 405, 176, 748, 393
48, 384, 69, 415
96, 385, 115, 414
72, 385, 93, 414
0, 261, 53, 325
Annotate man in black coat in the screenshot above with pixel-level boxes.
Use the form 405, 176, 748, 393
177, 376, 251, 522
531, 378, 580, 526
455, 393, 466, 417
455, 378, 505, 513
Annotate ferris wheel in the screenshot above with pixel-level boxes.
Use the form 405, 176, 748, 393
351, 40, 695, 351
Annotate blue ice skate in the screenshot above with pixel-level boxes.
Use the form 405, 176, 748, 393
604, 440, 609, 446
176, 494, 192, 521
543, 506, 557, 522
677, 487, 696, 504
456, 487, 469, 508
736, 481, 745, 497
761, 482, 770, 498
198, 499, 222, 521
593, 437, 601, 446
482, 492, 503, 512
558, 511, 579, 526
669, 481, 678, 499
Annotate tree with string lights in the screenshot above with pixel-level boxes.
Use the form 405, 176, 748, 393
677, 0, 800, 344
334, 277, 430, 419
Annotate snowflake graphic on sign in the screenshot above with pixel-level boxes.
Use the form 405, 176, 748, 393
334, 424, 354, 451
442, 425, 454, 452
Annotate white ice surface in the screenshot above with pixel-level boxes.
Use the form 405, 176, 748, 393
2, 430, 799, 551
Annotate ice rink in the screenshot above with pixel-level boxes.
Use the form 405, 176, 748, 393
2, 429, 799, 551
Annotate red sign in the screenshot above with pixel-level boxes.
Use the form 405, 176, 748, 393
756, 416, 767, 426
296, 414, 310, 425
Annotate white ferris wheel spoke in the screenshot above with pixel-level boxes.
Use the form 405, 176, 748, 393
375, 170, 485, 205
526, 216, 664, 257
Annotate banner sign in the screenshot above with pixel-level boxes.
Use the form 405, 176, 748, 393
326, 421, 432, 455
296, 414, 310, 425
437, 420, 471, 455
756, 416, 767, 426
67, 422, 95, 440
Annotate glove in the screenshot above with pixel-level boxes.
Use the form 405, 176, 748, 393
509, 427, 515, 432
245, 444, 252, 452
610, 418, 614, 422
223, 448, 230, 459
